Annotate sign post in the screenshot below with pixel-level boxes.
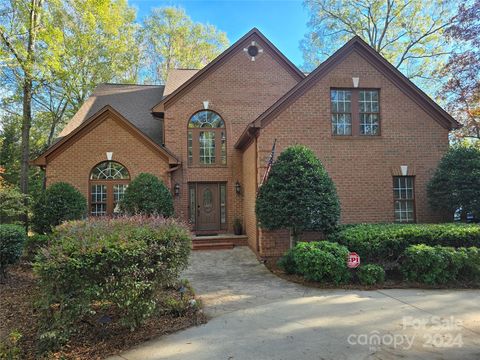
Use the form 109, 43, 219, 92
347, 252, 360, 268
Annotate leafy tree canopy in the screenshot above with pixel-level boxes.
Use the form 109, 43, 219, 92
142, 7, 229, 83
301, 0, 454, 89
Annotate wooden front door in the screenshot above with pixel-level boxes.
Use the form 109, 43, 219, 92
196, 183, 220, 231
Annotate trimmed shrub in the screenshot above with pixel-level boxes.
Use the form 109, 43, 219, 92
292, 241, 350, 284
328, 223, 480, 267
0, 224, 27, 278
277, 249, 297, 275
34, 216, 191, 351
357, 264, 385, 285
458, 247, 480, 284
120, 173, 174, 217
401, 244, 467, 285
32, 182, 87, 234
256, 145, 340, 246
22, 234, 50, 262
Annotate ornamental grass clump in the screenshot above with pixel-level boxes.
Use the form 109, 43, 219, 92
34, 215, 191, 351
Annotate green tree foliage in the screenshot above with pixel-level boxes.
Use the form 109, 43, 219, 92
440, 0, 480, 140
0, 186, 28, 224
256, 145, 340, 247
142, 7, 229, 83
0, 224, 27, 278
427, 145, 480, 220
301, 0, 453, 87
120, 173, 174, 217
32, 182, 87, 234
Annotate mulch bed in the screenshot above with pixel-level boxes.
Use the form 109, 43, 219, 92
0, 264, 207, 359
264, 258, 479, 290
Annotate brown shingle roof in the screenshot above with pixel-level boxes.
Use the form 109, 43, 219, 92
59, 84, 165, 145
164, 69, 199, 96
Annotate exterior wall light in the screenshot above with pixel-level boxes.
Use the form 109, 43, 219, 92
235, 181, 241, 195
174, 183, 181, 196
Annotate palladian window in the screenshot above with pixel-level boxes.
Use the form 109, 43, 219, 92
187, 110, 226, 166
89, 161, 130, 216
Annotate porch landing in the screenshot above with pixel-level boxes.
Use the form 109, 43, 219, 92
192, 233, 248, 250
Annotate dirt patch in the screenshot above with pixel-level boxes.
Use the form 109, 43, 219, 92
0, 265, 207, 359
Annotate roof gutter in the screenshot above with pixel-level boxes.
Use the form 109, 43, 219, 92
234, 125, 260, 150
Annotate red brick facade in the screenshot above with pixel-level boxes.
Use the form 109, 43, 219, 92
35, 29, 457, 258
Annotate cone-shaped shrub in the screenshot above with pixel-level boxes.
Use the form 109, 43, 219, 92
256, 145, 340, 245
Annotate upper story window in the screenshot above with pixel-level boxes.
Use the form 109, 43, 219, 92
89, 161, 130, 216
331, 89, 380, 136
188, 110, 226, 166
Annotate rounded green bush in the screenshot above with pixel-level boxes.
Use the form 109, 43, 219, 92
32, 182, 87, 234
357, 264, 385, 285
120, 173, 173, 217
0, 224, 27, 276
292, 241, 350, 284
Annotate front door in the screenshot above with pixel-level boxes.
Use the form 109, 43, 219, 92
196, 183, 220, 231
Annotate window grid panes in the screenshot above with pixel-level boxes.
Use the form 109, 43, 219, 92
113, 184, 128, 213
394, 177, 415, 223
199, 131, 216, 164
331, 90, 352, 135
359, 90, 380, 135
90, 161, 129, 180
91, 185, 107, 216
188, 111, 226, 166
220, 184, 226, 224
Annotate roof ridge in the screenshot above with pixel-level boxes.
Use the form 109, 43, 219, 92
98, 83, 164, 87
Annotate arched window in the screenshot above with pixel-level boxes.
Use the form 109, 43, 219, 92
188, 110, 226, 165
89, 161, 130, 216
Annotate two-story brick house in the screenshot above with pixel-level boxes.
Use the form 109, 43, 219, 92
33, 28, 459, 257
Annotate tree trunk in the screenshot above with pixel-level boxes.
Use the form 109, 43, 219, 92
20, 78, 33, 228
19, 0, 44, 229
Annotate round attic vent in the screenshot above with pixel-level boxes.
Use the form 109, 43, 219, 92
247, 45, 259, 57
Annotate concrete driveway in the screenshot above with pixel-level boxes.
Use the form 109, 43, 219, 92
110, 247, 480, 360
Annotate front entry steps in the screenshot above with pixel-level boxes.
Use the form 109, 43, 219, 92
192, 234, 248, 250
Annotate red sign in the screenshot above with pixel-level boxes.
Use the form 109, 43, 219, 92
347, 252, 360, 268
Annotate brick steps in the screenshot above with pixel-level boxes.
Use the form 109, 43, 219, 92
192, 242, 234, 250
191, 234, 248, 251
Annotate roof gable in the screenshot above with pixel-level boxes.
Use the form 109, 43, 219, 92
152, 28, 305, 112
235, 36, 459, 149
33, 105, 179, 166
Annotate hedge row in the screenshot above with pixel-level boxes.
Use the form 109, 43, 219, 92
402, 245, 480, 285
34, 216, 191, 351
328, 223, 480, 266
279, 239, 480, 287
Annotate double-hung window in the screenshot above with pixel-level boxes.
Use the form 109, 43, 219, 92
393, 176, 415, 223
331, 89, 380, 136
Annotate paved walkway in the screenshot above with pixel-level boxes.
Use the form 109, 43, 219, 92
110, 247, 480, 360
